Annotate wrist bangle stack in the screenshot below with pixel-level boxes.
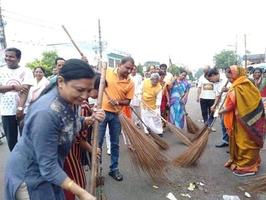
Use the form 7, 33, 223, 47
67, 180, 74, 190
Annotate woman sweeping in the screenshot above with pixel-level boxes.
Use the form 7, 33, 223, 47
169, 70, 190, 129
219, 65, 266, 177
63, 74, 102, 200
5, 59, 105, 200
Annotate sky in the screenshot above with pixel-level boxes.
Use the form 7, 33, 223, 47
1, 0, 266, 70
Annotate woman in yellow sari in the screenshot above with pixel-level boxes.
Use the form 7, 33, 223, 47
219, 65, 266, 177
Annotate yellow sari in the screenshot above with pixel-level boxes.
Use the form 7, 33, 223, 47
224, 65, 265, 174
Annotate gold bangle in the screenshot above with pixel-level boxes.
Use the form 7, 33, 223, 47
67, 180, 74, 189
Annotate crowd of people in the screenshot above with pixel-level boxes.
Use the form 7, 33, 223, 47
0, 47, 265, 199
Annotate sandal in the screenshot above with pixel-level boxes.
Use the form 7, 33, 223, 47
109, 170, 123, 181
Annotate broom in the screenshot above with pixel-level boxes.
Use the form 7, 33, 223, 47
62, 25, 84, 57
173, 81, 229, 167
104, 92, 170, 182
139, 98, 192, 146
89, 19, 106, 199
242, 174, 266, 192
130, 106, 169, 150
119, 113, 170, 182
183, 104, 200, 134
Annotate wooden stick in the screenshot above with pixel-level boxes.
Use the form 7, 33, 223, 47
61, 25, 84, 57
89, 19, 105, 196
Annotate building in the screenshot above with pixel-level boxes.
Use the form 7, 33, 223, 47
106, 50, 131, 68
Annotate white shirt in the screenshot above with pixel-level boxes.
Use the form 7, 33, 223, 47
0, 65, 35, 116
130, 73, 143, 106
197, 75, 216, 99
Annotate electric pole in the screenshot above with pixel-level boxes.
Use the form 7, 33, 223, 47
0, 3, 7, 49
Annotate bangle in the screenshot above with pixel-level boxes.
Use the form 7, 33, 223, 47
67, 180, 74, 190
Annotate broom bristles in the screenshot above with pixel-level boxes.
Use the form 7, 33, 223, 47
242, 174, 266, 192
166, 122, 192, 146
119, 114, 170, 182
186, 115, 200, 134
172, 127, 210, 167
149, 132, 169, 150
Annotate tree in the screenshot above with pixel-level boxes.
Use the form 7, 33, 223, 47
213, 50, 240, 69
26, 50, 59, 76
194, 68, 203, 80
168, 64, 181, 76
136, 63, 144, 76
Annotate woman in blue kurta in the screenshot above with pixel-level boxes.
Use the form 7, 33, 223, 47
5, 59, 105, 200
169, 70, 190, 128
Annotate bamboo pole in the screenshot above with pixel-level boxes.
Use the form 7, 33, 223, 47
89, 19, 105, 196
61, 25, 84, 57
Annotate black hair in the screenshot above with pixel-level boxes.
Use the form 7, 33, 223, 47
34, 66, 46, 75
159, 64, 167, 69
40, 59, 95, 97
59, 59, 95, 82
180, 70, 187, 75
253, 67, 263, 74
206, 68, 219, 77
5, 47, 22, 59
55, 57, 65, 65
121, 56, 134, 65
158, 70, 166, 76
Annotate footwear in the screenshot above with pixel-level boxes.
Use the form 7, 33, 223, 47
158, 134, 163, 138
211, 128, 216, 132
233, 170, 255, 177
107, 149, 111, 155
109, 170, 123, 181
215, 143, 229, 148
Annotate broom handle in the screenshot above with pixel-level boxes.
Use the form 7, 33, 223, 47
89, 20, 105, 195
61, 25, 84, 57
209, 91, 229, 128
130, 106, 149, 130
212, 80, 229, 111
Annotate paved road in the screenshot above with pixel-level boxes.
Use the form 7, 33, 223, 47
1, 87, 266, 200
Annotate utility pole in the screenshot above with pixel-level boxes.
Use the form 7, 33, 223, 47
244, 34, 247, 69
235, 34, 238, 64
0, 3, 7, 49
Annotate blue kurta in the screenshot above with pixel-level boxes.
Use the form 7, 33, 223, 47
5, 87, 83, 200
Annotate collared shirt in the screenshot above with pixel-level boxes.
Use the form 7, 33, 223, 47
103, 67, 134, 113
0, 65, 34, 115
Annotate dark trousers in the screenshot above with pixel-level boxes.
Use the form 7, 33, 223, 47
200, 98, 215, 125
221, 117, 229, 143
99, 111, 121, 172
2, 115, 19, 151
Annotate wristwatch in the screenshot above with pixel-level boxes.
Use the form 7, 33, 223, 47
17, 106, 24, 111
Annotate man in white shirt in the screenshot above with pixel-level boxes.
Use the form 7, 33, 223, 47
197, 66, 216, 128
130, 65, 143, 127
207, 68, 231, 147
0, 48, 34, 151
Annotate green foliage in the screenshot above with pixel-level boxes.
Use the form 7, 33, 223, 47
194, 68, 204, 79
136, 63, 144, 76
213, 50, 240, 69
26, 50, 58, 76
168, 64, 181, 76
